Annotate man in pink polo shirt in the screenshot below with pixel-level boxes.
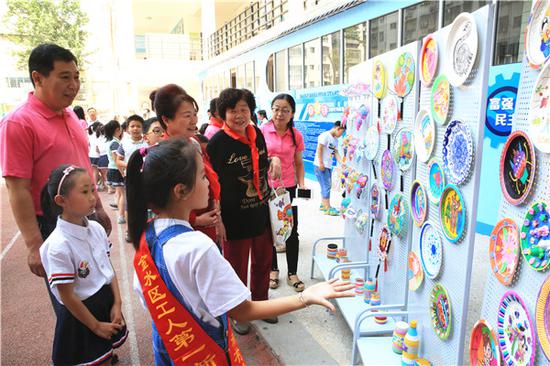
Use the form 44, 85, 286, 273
0, 43, 111, 280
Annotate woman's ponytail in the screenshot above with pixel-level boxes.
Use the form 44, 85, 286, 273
126, 149, 147, 250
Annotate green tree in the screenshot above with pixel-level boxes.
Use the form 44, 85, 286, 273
4, 0, 89, 70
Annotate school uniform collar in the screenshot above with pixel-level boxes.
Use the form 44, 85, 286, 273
27, 92, 70, 120
56, 216, 90, 241
264, 120, 291, 137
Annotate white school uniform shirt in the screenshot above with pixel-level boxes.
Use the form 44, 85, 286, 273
133, 218, 251, 328
313, 130, 338, 168
40, 217, 114, 305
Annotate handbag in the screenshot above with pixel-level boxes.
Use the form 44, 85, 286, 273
268, 184, 294, 247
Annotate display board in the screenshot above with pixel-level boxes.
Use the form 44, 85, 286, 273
405, 5, 494, 365
478, 3, 550, 365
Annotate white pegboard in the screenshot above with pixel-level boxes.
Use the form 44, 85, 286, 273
478, 10, 550, 365
406, 5, 495, 365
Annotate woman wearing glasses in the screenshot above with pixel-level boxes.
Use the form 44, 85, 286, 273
260, 94, 306, 294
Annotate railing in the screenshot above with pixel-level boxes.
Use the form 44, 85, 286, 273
207, 0, 288, 58
135, 33, 202, 61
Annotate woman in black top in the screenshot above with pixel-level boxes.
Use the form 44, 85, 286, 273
207, 88, 281, 333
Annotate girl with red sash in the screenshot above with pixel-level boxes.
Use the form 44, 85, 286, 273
126, 139, 354, 365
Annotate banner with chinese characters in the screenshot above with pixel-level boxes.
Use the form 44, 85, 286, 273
476, 63, 521, 235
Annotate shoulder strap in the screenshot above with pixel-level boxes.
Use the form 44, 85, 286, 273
157, 224, 193, 246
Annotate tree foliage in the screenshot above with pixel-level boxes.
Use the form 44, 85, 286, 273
5, 0, 89, 70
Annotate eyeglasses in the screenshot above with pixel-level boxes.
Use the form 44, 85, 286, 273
271, 108, 291, 115
149, 128, 163, 136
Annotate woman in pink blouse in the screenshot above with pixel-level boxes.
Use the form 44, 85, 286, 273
260, 94, 306, 293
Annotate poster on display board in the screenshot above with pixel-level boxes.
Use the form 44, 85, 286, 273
293, 85, 349, 178
476, 63, 521, 235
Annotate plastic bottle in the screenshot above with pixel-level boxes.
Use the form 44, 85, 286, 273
401, 320, 420, 365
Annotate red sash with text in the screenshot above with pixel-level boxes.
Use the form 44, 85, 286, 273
135, 233, 246, 365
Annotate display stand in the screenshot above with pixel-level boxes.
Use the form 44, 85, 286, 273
478, 9, 549, 365
352, 4, 495, 365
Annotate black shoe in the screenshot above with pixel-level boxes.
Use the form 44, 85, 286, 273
109, 203, 118, 209
262, 316, 279, 324
111, 354, 119, 365
125, 232, 131, 243
231, 320, 250, 335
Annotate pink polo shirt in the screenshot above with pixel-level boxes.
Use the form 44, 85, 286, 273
0, 92, 93, 215
260, 121, 304, 188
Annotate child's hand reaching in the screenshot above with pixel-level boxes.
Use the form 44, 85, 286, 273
301, 278, 355, 311
93, 321, 123, 340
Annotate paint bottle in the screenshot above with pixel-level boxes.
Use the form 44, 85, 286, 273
327, 243, 338, 259
402, 320, 420, 365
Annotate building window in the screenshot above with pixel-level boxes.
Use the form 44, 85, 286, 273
403, 2, 439, 44
304, 38, 321, 88
289, 44, 303, 90
237, 64, 246, 88
369, 12, 398, 58
245, 62, 255, 92
266, 54, 274, 92
322, 31, 341, 86
6, 77, 31, 88
275, 49, 288, 91
443, 1, 488, 27
344, 22, 367, 83
493, 1, 531, 65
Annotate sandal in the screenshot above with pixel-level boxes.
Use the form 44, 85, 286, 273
269, 270, 280, 289
287, 274, 305, 292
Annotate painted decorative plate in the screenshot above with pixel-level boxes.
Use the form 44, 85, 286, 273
525, 0, 550, 69
364, 124, 380, 160
355, 209, 369, 235
445, 12, 478, 87
414, 109, 436, 163
393, 52, 415, 97
420, 221, 443, 279
442, 120, 474, 186
420, 35, 438, 86
408, 251, 424, 291
527, 61, 550, 153
499, 131, 536, 206
470, 320, 501, 366
391, 128, 415, 172
536, 275, 550, 362
439, 184, 466, 243
430, 74, 451, 125
381, 149, 395, 191
489, 218, 520, 286
410, 180, 428, 227
387, 192, 409, 237
430, 283, 452, 340
370, 183, 380, 219
381, 95, 399, 133
373, 60, 386, 100
497, 291, 536, 366
427, 158, 446, 205
378, 225, 392, 261
343, 205, 357, 221
520, 202, 550, 271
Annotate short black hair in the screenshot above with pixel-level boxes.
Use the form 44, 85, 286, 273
209, 98, 218, 116
195, 133, 209, 144
258, 110, 267, 118
334, 120, 344, 129
143, 117, 160, 134
28, 43, 78, 87
104, 120, 121, 141
126, 114, 145, 127
216, 88, 256, 121
73, 105, 85, 120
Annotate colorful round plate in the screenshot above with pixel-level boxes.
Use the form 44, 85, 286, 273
408, 251, 424, 291
378, 225, 391, 261
536, 275, 550, 362
420, 35, 438, 86
370, 183, 380, 219
527, 61, 550, 153
499, 131, 536, 206
420, 221, 443, 279
525, 0, 550, 69
391, 128, 415, 172
427, 158, 446, 205
411, 180, 428, 227
431, 74, 451, 125
373, 60, 386, 99
393, 52, 415, 97
497, 291, 536, 366
470, 320, 501, 366
520, 202, 550, 271
364, 124, 380, 160
355, 209, 369, 235
381, 149, 395, 191
414, 109, 436, 163
430, 283, 452, 340
442, 120, 474, 186
439, 184, 466, 243
387, 193, 409, 237
381, 95, 399, 133
445, 12, 478, 87
489, 218, 520, 286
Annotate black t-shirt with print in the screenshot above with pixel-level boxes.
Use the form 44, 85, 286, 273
206, 127, 271, 240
